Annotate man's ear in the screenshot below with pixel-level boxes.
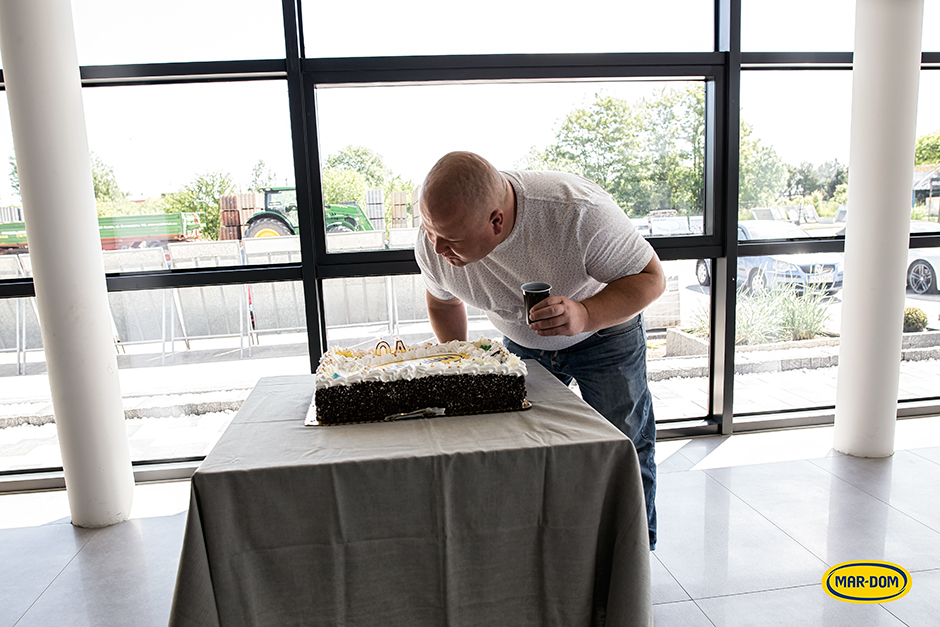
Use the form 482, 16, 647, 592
490, 209, 504, 236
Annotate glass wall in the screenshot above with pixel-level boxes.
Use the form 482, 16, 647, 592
0, 280, 308, 472
302, 0, 713, 58
316, 79, 707, 253
741, 0, 855, 52
5, 1, 940, 479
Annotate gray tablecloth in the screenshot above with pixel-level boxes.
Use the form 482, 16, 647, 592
168, 361, 652, 627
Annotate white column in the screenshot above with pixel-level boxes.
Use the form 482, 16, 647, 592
0, 0, 133, 526
834, 0, 924, 458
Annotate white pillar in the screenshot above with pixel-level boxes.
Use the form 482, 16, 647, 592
834, 0, 924, 458
0, 0, 133, 526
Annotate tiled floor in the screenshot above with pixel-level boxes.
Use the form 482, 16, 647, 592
3, 418, 940, 627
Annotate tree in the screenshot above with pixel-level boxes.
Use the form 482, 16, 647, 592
90, 153, 124, 203
738, 122, 788, 213
526, 87, 706, 216
8, 155, 18, 200
163, 171, 236, 240
249, 159, 279, 192
322, 145, 414, 208
321, 167, 367, 206
8, 152, 125, 204
915, 130, 940, 165
325, 146, 389, 190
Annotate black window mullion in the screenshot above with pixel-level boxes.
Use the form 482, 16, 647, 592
282, 0, 324, 371
712, 0, 741, 436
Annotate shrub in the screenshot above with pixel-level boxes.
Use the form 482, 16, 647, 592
903, 307, 929, 333
687, 284, 832, 344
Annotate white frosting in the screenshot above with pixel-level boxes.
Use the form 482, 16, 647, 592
315, 337, 527, 389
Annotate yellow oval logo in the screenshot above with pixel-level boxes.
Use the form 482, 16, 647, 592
822, 561, 912, 603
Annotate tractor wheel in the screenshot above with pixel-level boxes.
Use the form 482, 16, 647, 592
245, 217, 293, 238
327, 222, 354, 233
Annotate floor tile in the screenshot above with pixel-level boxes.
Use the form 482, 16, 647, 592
655, 470, 828, 598
812, 451, 940, 535
696, 584, 907, 627
13, 514, 186, 627
653, 600, 715, 627
651, 553, 690, 604
882, 568, 940, 627
0, 490, 72, 529
673, 436, 729, 465
0, 524, 97, 627
657, 439, 697, 474
908, 445, 940, 465
705, 460, 940, 571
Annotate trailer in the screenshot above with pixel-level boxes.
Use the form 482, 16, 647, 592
0, 212, 202, 252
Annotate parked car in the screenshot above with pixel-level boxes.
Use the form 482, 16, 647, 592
696, 220, 844, 294
907, 220, 940, 294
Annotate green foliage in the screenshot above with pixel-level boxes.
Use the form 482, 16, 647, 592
527, 86, 705, 217
163, 171, 236, 240
782, 159, 846, 206
777, 285, 830, 341
8, 152, 126, 205
738, 122, 788, 213
903, 307, 929, 333
689, 284, 831, 344
321, 167, 367, 206
8, 155, 18, 199
90, 153, 124, 203
249, 159, 279, 192
325, 146, 389, 190
96, 196, 166, 218
322, 147, 414, 237
915, 131, 940, 165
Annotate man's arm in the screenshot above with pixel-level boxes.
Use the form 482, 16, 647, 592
426, 290, 468, 342
528, 254, 667, 337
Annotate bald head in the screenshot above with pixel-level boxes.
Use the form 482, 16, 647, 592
419, 151, 516, 267
421, 151, 511, 225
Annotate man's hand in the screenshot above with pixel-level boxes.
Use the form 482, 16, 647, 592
527, 255, 667, 337
528, 297, 590, 336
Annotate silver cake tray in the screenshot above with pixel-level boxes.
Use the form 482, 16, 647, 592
305, 398, 532, 427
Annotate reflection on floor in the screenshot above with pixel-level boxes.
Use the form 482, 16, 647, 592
2, 417, 940, 627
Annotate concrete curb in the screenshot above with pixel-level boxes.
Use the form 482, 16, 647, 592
0, 398, 245, 429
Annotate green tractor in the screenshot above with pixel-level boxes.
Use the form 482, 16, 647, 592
243, 187, 375, 238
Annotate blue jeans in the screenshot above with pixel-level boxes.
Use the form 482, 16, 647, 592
504, 314, 657, 550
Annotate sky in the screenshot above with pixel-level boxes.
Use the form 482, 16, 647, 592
1, 0, 940, 206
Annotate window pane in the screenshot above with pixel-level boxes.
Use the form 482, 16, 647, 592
323, 264, 710, 425
732, 252, 842, 417
71, 0, 285, 65
901, 245, 940, 401
323, 274, 500, 350
742, 0, 855, 52
739, 70, 851, 237
0, 280, 309, 472
925, 1, 940, 52
302, 0, 713, 58
80, 81, 294, 260
649, 259, 711, 422
317, 80, 708, 253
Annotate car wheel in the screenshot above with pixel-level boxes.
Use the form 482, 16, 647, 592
695, 260, 710, 286
326, 222, 354, 233
907, 259, 938, 294
748, 268, 767, 293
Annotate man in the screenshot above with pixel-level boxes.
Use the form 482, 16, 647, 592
415, 151, 665, 549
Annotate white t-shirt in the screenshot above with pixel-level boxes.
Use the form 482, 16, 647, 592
416, 170, 655, 351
